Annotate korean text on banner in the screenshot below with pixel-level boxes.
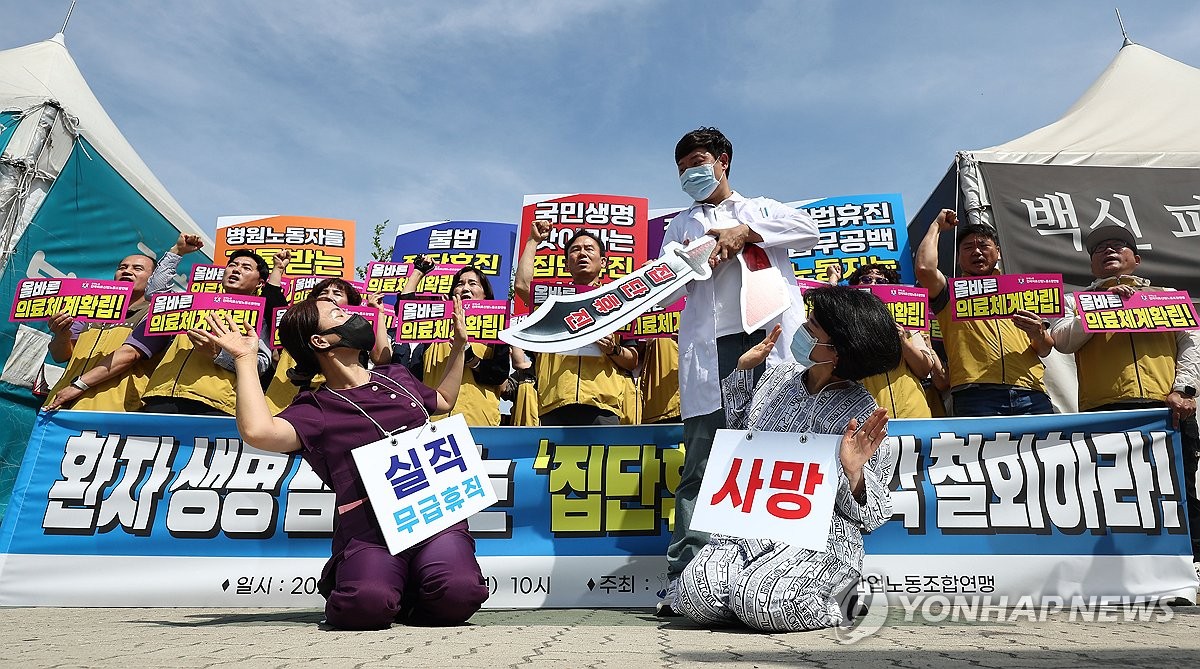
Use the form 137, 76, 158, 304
950, 274, 1064, 321
391, 221, 517, 299
216, 215, 355, 280
351, 414, 497, 555
514, 194, 648, 316
11, 278, 132, 324
395, 300, 508, 344
1076, 290, 1200, 333
787, 194, 910, 283
692, 429, 838, 551
862, 285, 929, 331
146, 292, 266, 336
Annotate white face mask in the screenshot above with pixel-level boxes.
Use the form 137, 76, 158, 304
790, 325, 834, 365
680, 163, 720, 201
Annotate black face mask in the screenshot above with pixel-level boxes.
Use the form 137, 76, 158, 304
318, 314, 376, 352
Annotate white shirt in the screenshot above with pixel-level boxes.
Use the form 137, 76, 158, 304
660, 191, 819, 419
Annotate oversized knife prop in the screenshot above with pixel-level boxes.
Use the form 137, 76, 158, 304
499, 236, 792, 353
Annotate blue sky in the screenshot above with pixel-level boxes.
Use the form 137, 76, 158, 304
7, 1, 1200, 265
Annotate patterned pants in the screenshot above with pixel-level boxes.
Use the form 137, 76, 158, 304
675, 535, 857, 633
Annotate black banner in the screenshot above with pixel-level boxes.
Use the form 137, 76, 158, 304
980, 163, 1200, 299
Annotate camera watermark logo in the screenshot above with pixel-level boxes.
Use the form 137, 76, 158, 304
834, 583, 888, 644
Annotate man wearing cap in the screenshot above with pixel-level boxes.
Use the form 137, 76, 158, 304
915, 209, 1055, 416
1050, 223, 1200, 563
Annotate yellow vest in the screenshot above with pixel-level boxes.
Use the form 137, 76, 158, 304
509, 380, 540, 426
936, 299, 1046, 393
264, 350, 327, 415
640, 338, 681, 423
536, 350, 626, 417
45, 306, 155, 412
424, 342, 502, 427
1075, 331, 1176, 411
141, 335, 238, 415
861, 361, 932, 419
620, 373, 641, 425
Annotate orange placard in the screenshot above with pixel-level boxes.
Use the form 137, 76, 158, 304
214, 215, 356, 280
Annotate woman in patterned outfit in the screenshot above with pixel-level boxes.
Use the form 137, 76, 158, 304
675, 285, 902, 632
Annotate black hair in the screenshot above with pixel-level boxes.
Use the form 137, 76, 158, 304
807, 285, 901, 381
847, 264, 901, 285
957, 223, 999, 247
227, 249, 270, 281
675, 126, 733, 175
450, 265, 495, 300
565, 230, 607, 257
278, 299, 323, 389
309, 277, 363, 306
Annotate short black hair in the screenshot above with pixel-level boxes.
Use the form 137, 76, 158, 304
309, 278, 363, 306
227, 249, 270, 281
450, 265, 495, 300
675, 127, 733, 175
807, 285, 901, 381
847, 264, 900, 285
565, 230, 607, 257
957, 223, 999, 247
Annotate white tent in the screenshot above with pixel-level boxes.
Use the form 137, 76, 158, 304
910, 41, 1200, 413
958, 42, 1200, 228
0, 33, 213, 513
0, 33, 210, 265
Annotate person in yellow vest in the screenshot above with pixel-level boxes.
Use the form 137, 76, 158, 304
914, 209, 1055, 416
503, 345, 539, 426
135, 248, 275, 415
47, 240, 274, 415
395, 265, 510, 426
640, 336, 681, 424
513, 224, 639, 426
1051, 223, 1200, 562
43, 253, 157, 411
264, 277, 393, 413
832, 263, 935, 419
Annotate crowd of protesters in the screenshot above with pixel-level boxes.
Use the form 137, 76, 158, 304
34, 126, 1200, 632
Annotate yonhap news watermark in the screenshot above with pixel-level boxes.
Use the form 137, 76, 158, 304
836, 585, 1181, 644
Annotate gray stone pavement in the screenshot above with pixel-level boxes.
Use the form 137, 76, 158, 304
4, 605, 1200, 668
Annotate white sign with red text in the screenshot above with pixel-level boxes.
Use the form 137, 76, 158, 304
691, 429, 838, 551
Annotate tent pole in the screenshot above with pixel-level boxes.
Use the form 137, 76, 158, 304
1115, 8, 1133, 47
60, 0, 79, 35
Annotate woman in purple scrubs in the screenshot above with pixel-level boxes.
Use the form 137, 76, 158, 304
199, 296, 488, 630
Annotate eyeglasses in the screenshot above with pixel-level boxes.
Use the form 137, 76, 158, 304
856, 276, 889, 285
1091, 240, 1132, 255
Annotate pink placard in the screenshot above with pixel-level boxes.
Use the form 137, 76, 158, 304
146, 292, 266, 336
1075, 290, 1199, 333
861, 285, 929, 331
187, 264, 226, 293
394, 299, 509, 344
950, 274, 1064, 321
364, 261, 412, 294
11, 278, 133, 323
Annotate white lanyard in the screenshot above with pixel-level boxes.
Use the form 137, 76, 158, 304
322, 371, 434, 445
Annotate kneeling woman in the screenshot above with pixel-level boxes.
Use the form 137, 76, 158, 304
675, 286, 901, 633
202, 297, 488, 629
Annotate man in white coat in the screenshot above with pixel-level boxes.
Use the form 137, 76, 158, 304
658, 127, 819, 614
